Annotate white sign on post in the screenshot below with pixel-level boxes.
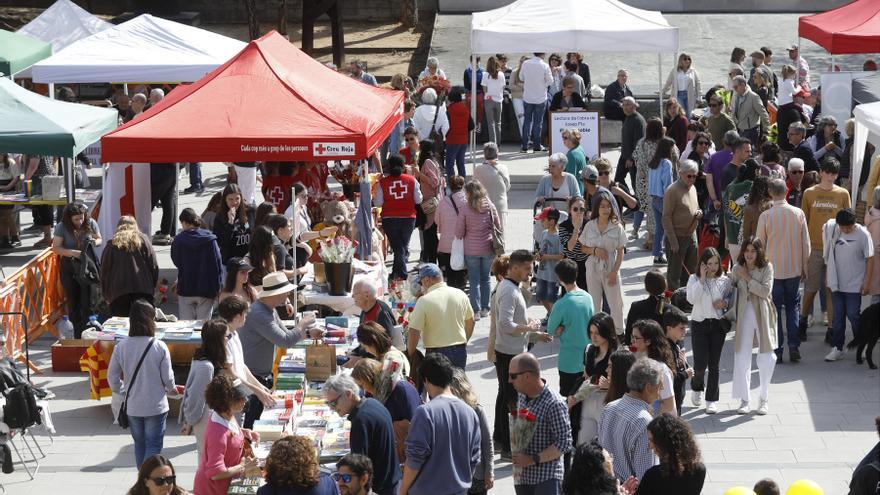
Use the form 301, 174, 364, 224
549, 111, 601, 160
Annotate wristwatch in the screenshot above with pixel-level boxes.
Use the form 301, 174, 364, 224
531, 453, 541, 465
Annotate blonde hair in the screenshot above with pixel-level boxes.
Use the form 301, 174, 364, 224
351, 358, 382, 391
464, 181, 488, 212
449, 368, 478, 408
111, 216, 142, 252
677, 53, 692, 71
563, 127, 582, 146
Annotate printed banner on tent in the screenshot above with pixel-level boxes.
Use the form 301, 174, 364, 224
313, 142, 356, 157
97, 163, 153, 245
549, 111, 601, 160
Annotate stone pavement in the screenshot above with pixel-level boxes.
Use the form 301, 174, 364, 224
1, 152, 877, 495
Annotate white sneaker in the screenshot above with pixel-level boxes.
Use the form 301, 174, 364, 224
691, 391, 703, 407
756, 400, 769, 415
480, 308, 490, 318
705, 402, 718, 414
824, 348, 845, 361
473, 312, 482, 322
821, 314, 829, 326
736, 400, 750, 414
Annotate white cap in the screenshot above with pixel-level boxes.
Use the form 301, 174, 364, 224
788, 158, 805, 171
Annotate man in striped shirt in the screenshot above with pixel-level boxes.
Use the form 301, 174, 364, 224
756, 178, 811, 363
599, 357, 661, 483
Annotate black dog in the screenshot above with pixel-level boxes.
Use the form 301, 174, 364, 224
847, 302, 879, 369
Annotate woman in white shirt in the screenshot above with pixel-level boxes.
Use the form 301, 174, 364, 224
685, 247, 730, 415
579, 197, 627, 335
630, 319, 677, 416
663, 53, 702, 118
412, 88, 449, 143
482, 56, 507, 145
777, 65, 798, 107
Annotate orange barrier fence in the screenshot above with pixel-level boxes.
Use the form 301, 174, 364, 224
0, 249, 65, 374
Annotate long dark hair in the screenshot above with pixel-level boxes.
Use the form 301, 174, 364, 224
127, 454, 186, 495
128, 299, 156, 337
223, 260, 256, 303
698, 247, 723, 278
645, 117, 664, 142
647, 414, 703, 477
248, 226, 276, 282
747, 176, 770, 207
561, 440, 618, 495
604, 349, 636, 404
418, 140, 435, 167
254, 202, 277, 229
193, 319, 229, 370
737, 236, 768, 268
589, 196, 618, 223
60, 202, 94, 238
219, 183, 250, 227
649, 137, 676, 170
633, 319, 676, 372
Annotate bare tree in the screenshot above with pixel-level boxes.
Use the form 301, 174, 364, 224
400, 0, 418, 30
243, 0, 260, 40
277, 0, 288, 38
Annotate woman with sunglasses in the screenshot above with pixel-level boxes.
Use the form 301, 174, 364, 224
258, 435, 337, 495
127, 454, 189, 495
685, 132, 714, 214
180, 319, 232, 457
630, 319, 677, 416
558, 196, 590, 290
663, 53, 701, 118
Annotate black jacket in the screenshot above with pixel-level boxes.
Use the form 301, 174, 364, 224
775, 102, 808, 152
624, 295, 672, 345
603, 80, 633, 121
792, 141, 820, 173
550, 91, 586, 112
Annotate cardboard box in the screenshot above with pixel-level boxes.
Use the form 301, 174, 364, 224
51, 339, 96, 372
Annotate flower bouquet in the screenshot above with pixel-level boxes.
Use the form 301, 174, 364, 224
154, 278, 169, 306
416, 74, 452, 98
373, 359, 401, 404
510, 407, 539, 483
317, 236, 356, 264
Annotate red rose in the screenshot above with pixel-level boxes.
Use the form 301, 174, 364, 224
526, 413, 537, 422
397, 302, 405, 309
398, 316, 405, 324
407, 307, 414, 313
629, 345, 638, 353
663, 290, 674, 298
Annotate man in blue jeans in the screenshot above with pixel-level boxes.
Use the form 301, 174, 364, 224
518, 53, 553, 152
823, 208, 874, 362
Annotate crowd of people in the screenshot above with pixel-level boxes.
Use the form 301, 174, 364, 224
4, 43, 880, 495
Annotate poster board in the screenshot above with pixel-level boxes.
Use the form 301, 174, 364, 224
549, 111, 601, 160
819, 71, 871, 138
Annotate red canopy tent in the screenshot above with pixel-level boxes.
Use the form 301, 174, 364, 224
799, 0, 880, 55
101, 31, 404, 162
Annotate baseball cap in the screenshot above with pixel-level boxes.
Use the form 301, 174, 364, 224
793, 88, 809, 98
621, 96, 639, 107
534, 207, 561, 221
787, 44, 799, 51
582, 163, 599, 182
226, 257, 254, 273
418, 263, 442, 280
788, 158, 805, 171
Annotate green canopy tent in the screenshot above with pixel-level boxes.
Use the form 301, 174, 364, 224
0, 30, 52, 78
0, 77, 118, 202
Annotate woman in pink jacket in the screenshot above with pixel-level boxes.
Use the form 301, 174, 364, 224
436, 175, 467, 289
456, 181, 502, 320
194, 375, 259, 495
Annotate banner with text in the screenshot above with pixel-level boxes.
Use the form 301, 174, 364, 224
549, 111, 601, 161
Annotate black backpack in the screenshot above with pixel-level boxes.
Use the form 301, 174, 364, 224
2, 383, 42, 429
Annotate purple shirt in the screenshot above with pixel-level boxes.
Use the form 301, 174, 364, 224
704, 150, 733, 199
455, 198, 500, 256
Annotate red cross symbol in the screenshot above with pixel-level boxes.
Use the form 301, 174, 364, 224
268, 186, 284, 206
315, 143, 326, 154
389, 180, 408, 199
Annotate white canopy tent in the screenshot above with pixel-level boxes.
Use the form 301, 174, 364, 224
852, 101, 880, 202
31, 14, 245, 84
17, 0, 113, 53
468, 0, 679, 163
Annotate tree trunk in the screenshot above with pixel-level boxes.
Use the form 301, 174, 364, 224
244, 0, 260, 41
277, 0, 288, 38
400, 0, 418, 30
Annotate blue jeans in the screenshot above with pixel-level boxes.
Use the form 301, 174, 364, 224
521, 102, 546, 150
515, 478, 561, 495
426, 344, 467, 369
445, 143, 467, 177
772, 277, 801, 352
831, 291, 861, 351
188, 162, 202, 188
129, 411, 168, 468
382, 217, 415, 280
651, 196, 665, 258
465, 254, 493, 312
677, 90, 689, 117
632, 210, 644, 234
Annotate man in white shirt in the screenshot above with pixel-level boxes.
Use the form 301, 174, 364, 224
518, 53, 553, 153
787, 44, 810, 88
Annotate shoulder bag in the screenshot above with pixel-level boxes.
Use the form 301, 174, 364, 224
488, 205, 505, 256
720, 282, 738, 333
117, 338, 155, 429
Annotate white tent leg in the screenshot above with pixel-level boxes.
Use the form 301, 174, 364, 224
796, 38, 801, 87
470, 53, 477, 172
658, 53, 663, 118
831, 54, 835, 72
48, 83, 54, 99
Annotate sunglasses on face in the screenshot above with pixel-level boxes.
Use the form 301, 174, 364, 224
508, 370, 530, 380
332, 473, 354, 483
697, 141, 710, 146
326, 394, 341, 408
571, 206, 585, 212
151, 476, 176, 486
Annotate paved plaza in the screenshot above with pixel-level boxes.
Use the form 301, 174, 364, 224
1, 145, 877, 495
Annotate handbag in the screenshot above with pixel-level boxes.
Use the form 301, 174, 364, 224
488, 206, 505, 256
720, 284, 738, 333
305, 339, 337, 381
428, 94, 446, 157
117, 338, 155, 429
451, 238, 466, 271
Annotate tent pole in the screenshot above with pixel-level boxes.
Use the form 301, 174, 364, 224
49, 83, 54, 99
658, 53, 663, 119
831, 54, 835, 72
470, 52, 477, 172
64, 157, 74, 203
796, 38, 801, 87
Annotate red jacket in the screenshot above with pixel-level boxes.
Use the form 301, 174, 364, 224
446, 101, 471, 145
379, 174, 418, 218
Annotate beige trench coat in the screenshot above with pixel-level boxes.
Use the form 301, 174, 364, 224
729, 263, 778, 354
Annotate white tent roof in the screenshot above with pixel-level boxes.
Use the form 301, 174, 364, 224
17, 0, 113, 53
31, 14, 246, 84
471, 0, 679, 54
851, 101, 880, 201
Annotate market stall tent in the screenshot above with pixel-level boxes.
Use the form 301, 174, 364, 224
17, 0, 113, 53
30, 14, 245, 84
101, 30, 405, 162
799, 0, 880, 55
0, 30, 51, 78
852, 101, 880, 201
0, 77, 118, 200
853, 72, 880, 105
